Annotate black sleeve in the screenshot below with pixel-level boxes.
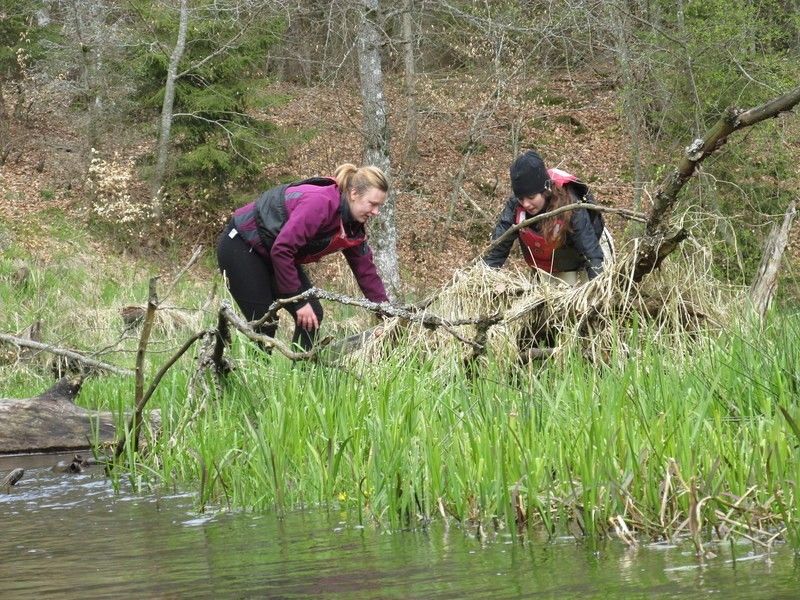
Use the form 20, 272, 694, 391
568, 207, 605, 279
482, 196, 519, 268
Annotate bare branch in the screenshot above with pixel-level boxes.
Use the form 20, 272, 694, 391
645, 83, 800, 235
0, 333, 133, 377
476, 203, 646, 265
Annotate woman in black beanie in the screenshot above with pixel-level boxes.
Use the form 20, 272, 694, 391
483, 150, 611, 283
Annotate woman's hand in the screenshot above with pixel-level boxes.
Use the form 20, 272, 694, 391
295, 302, 319, 331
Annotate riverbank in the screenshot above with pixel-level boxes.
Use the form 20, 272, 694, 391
71, 309, 800, 552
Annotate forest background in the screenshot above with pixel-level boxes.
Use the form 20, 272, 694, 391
2, 0, 799, 309
3, 0, 800, 545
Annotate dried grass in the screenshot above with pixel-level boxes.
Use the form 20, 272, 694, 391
351, 241, 745, 369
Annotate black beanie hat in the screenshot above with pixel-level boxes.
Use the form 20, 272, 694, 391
510, 150, 551, 198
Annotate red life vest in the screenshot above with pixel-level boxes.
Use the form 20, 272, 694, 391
295, 222, 364, 264
516, 168, 578, 272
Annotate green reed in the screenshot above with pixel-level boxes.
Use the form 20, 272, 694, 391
95, 310, 795, 547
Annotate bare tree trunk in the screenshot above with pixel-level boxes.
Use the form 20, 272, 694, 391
152, 0, 189, 214
749, 201, 797, 320
71, 2, 102, 150
402, 0, 418, 162
355, 0, 401, 300
606, 0, 644, 213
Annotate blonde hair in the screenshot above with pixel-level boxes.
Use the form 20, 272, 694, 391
333, 163, 389, 195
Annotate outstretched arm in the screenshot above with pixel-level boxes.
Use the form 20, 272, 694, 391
344, 243, 389, 303
483, 196, 519, 268
568, 208, 605, 278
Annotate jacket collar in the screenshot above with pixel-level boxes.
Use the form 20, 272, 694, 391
339, 193, 364, 237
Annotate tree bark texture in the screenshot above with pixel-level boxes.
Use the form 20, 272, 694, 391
749, 201, 797, 320
153, 0, 189, 206
0, 377, 116, 455
356, 0, 401, 300
402, 0, 418, 161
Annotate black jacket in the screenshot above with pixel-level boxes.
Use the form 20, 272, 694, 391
483, 184, 605, 278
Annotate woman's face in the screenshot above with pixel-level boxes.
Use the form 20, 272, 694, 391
519, 192, 547, 215
348, 187, 386, 223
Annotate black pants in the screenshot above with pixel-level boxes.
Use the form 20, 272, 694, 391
216, 223, 324, 350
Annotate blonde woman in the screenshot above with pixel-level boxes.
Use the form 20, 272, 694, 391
217, 164, 389, 350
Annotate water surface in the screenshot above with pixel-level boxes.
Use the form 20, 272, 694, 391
1, 455, 798, 598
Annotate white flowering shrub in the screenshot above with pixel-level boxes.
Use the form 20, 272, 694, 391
86, 149, 156, 236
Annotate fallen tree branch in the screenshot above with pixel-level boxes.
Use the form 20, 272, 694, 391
645, 83, 800, 235
476, 203, 646, 266
0, 333, 134, 376
268, 289, 503, 350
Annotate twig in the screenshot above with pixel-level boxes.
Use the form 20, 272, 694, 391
0, 333, 133, 376
160, 245, 203, 303
475, 203, 646, 266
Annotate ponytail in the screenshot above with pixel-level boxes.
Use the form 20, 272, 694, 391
334, 163, 389, 196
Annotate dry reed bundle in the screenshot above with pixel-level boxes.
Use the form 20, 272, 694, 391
351, 240, 744, 369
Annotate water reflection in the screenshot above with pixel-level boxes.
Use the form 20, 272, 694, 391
1, 459, 798, 599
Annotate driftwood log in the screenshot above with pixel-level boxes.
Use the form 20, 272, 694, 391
0, 376, 115, 454
0, 376, 158, 455
2, 468, 24, 488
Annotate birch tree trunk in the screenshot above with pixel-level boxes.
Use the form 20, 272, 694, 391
606, 0, 644, 213
152, 0, 189, 214
355, 0, 401, 300
402, 0, 418, 162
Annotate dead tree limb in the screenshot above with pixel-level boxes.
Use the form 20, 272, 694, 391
209, 308, 232, 374
0, 333, 134, 376
115, 277, 159, 459
476, 203, 646, 266
749, 201, 797, 320
260, 289, 502, 349
645, 84, 800, 236
630, 229, 690, 283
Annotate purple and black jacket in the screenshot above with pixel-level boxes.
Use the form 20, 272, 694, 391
231, 177, 388, 302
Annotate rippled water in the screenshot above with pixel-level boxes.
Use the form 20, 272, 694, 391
1, 455, 798, 599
